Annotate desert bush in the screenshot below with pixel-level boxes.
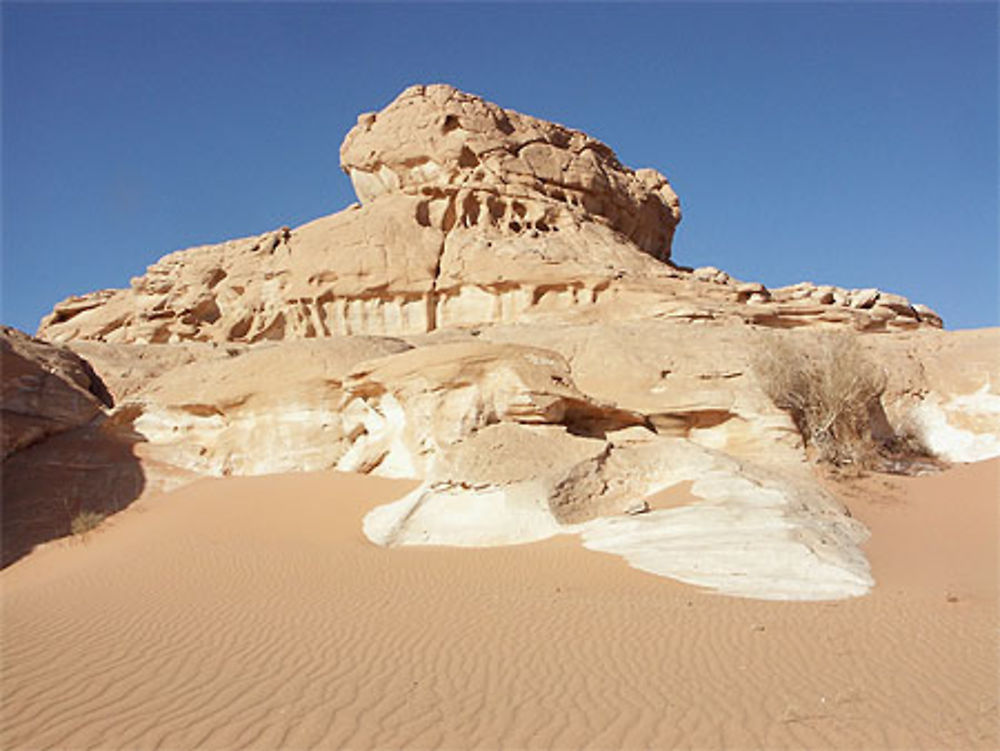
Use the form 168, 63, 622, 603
70, 510, 105, 537
878, 403, 939, 472
752, 330, 888, 467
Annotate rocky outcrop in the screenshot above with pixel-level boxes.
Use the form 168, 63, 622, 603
19, 82, 990, 600
335, 341, 647, 476
363, 413, 875, 601
765, 281, 942, 330
864, 328, 1000, 464
326, 338, 873, 601
0, 327, 145, 567
36, 84, 942, 345
687, 272, 943, 331
340, 83, 681, 261
39, 213, 446, 343
122, 338, 413, 477
1, 327, 111, 458
106, 338, 655, 519
37, 241, 942, 346
80, 329, 875, 600
38, 85, 682, 345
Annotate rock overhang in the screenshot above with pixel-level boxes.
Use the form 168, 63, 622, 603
339, 83, 682, 262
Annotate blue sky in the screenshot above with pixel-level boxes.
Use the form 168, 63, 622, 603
3, 2, 997, 331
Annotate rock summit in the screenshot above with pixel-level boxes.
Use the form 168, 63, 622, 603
39, 84, 939, 346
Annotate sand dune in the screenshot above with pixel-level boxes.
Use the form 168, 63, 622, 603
2, 464, 997, 749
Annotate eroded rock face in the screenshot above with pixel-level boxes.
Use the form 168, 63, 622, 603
19, 82, 982, 599
340, 84, 682, 261
123, 337, 413, 477
36, 84, 686, 345
99, 337, 671, 532
36, 83, 944, 346
0, 327, 111, 458
335, 341, 647, 479
37, 210, 447, 344
0, 327, 148, 567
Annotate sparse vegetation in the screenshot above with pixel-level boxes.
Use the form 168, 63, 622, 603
752, 330, 890, 468
70, 510, 105, 538
879, 407, 937, 467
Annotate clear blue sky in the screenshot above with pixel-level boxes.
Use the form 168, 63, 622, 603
3, 2, 997, 331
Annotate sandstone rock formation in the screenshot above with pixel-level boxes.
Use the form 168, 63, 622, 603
1, 326, 110, 458
37, 85, 941, 346
128, 337, 412, 477
10, 84, 997, 599
0, 328, 146, 567
334, 341, 647, 477
340, 83, 681, 261
38, 84, 682, 345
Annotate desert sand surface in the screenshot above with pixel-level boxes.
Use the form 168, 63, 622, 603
2, 464, 996, 750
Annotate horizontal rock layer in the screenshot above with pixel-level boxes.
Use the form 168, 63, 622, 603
35, 84, 941, 344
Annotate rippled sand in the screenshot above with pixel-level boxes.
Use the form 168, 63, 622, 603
2, 463, 996, 749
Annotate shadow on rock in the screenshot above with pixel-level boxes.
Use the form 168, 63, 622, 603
1, 421, 145, 568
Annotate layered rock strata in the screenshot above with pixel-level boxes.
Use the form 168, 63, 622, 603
14, 83, 991, 601
37, 85, 939, 345
0, 328, 146, 566
340, 84, 682, 261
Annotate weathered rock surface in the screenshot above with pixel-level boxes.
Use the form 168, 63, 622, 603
38, 84, 682, 345
0, 327, 146, 567
100, 339, 661, 525
14, 83, 995, 600
335, 341, 647, 476
0, 326, 111, 458
125, 337, 413, 477
340, 83, 682, 261
864, 328, 1000, 463
2, 421, 147, 567
36, 85, 941, 346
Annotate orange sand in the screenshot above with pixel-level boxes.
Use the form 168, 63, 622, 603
2, 463, 997, 749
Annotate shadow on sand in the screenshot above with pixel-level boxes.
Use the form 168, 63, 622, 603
1, 422, 146, 568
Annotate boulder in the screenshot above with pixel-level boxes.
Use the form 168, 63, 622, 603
735, 281, 770, 303
0, 326, 110, 458
913, 303, 943, 328
340, 84, 682, 261
849, 288, 880, 309
335, 341, 648, 478
0, 326, 148, 567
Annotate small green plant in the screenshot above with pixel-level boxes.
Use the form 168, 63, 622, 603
70, 510, 105, 538
752, 330, 888, 467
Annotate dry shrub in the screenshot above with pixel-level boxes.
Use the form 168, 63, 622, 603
70, 510, 105, 538
877, 405, 940, 473
752, 330, 888, 467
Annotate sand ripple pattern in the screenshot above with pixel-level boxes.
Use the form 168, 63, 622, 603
2, 471, 997, 749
